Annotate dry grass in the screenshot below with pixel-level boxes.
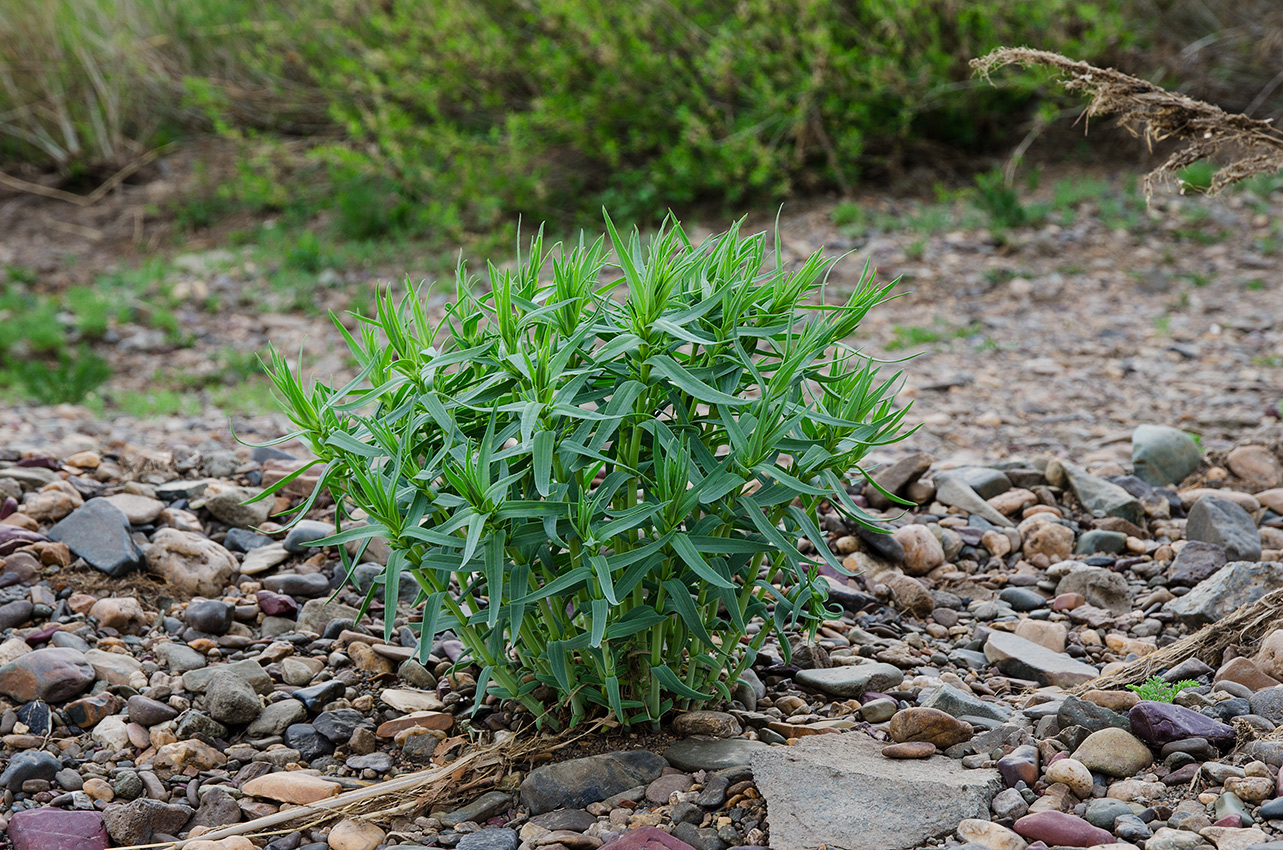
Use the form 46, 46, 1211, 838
1073, 588, 1283, 693
971, 47, 1283, 196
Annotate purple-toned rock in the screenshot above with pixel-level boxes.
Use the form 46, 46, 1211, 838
599, 827, 696, 850
0, 648, 95, 703
0, 526, 47, 556
997, 744, 1039, 787
1013, 811, 1113, 847
1129, 700, 1237, 749
8, 808, 109, 850
256, 590, 298, 617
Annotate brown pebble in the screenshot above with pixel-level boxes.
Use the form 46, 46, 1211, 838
883, 741, 937, 759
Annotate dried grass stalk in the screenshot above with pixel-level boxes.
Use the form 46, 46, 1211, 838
971, 47, 1283, 196
1074, 587, 1283, 693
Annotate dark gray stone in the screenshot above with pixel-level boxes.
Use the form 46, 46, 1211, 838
174, 710, 228, 740
519, 750, 667, 815
1075, 529, 1127, 555
284, 723, 334, 760
663, 737, 769, 772
1050, 460, 1144, 526
47, 500, 143, 577
455, 829, 518, 850
102, 799, 193, 845
314, 708, 372, 743
919, 684, 1012, 722
1250, 687, 1283, 725
263, 573, 332, 599
1054, 566, 1132, 615
1186, 496, 1261, 562
204, 670, 262, 725
1165, 562, 1283, 626
187, 786, 241, 830
0, 599, 33, 630
0, 750, 61, 791
184, 600, 234, 636
248, 700, 309, 737
997, 587, 1046, 612
439, 791, 513, 828
1057, 695, 1129, 734
284, 520, 335, 554
127, 695, 178, 727
1168, 541, 1228, 587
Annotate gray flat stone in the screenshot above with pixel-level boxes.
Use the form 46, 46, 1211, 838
795, 663, 904, 698
1047, 460, 1144, 525
1186, 495, 1261, 562
919, 683, 1013, 722
751, 733, 1002, 850
182, 659, 272, 694
1165, 561, 1283, 626
662, 737, 770, 771
984, 630, 1099, 687
932, 472, 1014, 528
47, 499, 143, 577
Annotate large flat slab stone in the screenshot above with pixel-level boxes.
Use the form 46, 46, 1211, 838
751, 733, 1002, 850
1165, 561, 1283, 626
984, 630, 1099, 688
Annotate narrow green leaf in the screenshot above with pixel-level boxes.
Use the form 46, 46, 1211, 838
533, 430, 554, 497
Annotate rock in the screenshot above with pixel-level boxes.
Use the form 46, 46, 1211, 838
85, 648, 142, 684
1132, 425, 1202, 487
284, 520, 336, 553
865, 453, 932, 508
1216, 657, 1281, 691
1054, 566, 1132, 615
1228, 445, 1283, 489
183, 659, 272, 694
240, 542, 290, 575
1248, 688, 1283, 724
1072, 727, 1154, 777
1130, 700, 1237, 749
1022, 522, 1075, 563
1013, 811, 1113, 848
893, 525, 945, 575
997, 745, 1040, 787
1187, 496, 1261, 562
91, 714, 130, 750
919, 683, 1013, 722
1048, 460, 1145, 525
1057, 694, 1128, 733
146, 528, 238, 597
751, 732, 1002, 850
156, 641, 207, 673
520, 750, 667, 814
1165, 561, 1283, 626
205, 669, 262, 724
88, 597, 148, 632
933, 472, 1014, 528
298, 598, 361, 634
265, 572, 332, 599
152, 738, 227, 775
327, 819, 384, 850
380, 688, 446, 713
7, 809, 109, 850
202, 483, 271, 528
1075, 529, 1127, 555
1169, 541, 1228, 587
286, 723, 334, 760
875, 570, 935, 617
0, 647, 95, 702
248, 699, 309, 736
0, 598, 33, 630
1045, 758, 1094, 798
126, 695, 178, 726
671, 711, 741, 738
882, 741, 937, 758
187, 787, 242, 830
456, 829, 519, 850
241, 771, 342, 804
0, 750, 61, 791
47, 500, 144, 577
315, 708, 373, 742
957, 819, 1027, 850
889, 707, 973, 748
102, 799, 194, 845
794, 662, 904, 697
185, 599, 234, 635
1014, 619, 1067, 653
662, 737, 768, 771
257, 589, 299, 617
646, 773, 693, 803
1258, 631, 1283, 680
984, 631, 1099, 687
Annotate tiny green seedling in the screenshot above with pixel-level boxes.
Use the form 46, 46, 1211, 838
1126, 676, 1199, 703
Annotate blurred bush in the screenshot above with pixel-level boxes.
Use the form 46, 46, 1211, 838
1, 0, 1132, 231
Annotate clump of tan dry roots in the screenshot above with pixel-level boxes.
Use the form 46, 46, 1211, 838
971, 47, 1283, 196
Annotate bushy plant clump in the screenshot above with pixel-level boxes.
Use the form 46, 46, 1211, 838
261, 214, 910, 728
1, 0, 1127, 233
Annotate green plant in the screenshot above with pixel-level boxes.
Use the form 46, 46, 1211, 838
885, 319, 981, 351
973, 168, 1032, 230
1126, 676, 1199, 703
258, 214, 911, 729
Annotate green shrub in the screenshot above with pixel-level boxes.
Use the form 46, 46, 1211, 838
1126, 675, 1199, 703
260, 213, 910, 728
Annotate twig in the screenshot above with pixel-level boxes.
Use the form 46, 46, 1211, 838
0, 144, 172, 207
971, 47, 1283, 197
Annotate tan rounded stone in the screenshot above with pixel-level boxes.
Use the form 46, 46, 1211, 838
1228, 445, 1283, 489
1255, 629, 1283, 680
82, 776, 115, 802
186, 837, 258, 850
957, 818, 1027, 850
882, 741, 937, 758
88, 597, 149, 633
1044, 758, 1092, 798
145, 528, 238, 597
888, 707, 972, 748
1082, 689, 1139, 712
892, 525, 945, 576
988, 489, 1037, 517
1225, 776, 1275, 802
242, 770, 342, 804
327, 818, 385, 850
1023, 523, 1074, 563
1014, 619, 1067, 654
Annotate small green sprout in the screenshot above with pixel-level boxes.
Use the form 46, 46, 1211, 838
1126, 676, 1199, 703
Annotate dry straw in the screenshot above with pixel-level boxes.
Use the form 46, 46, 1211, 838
971, 48, 1283, 197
